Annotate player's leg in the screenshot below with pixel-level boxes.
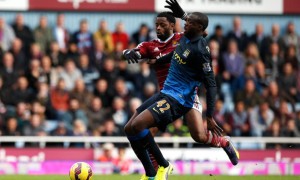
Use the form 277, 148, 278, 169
185, 108, 239, 165
185, 109, 228, 147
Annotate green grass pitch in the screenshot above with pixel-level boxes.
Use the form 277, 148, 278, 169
0, 175, 299, 180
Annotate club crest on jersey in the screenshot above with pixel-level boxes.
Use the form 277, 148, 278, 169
153, 47, 159, 52
202, 63, 212, 72
182, 49, 190, 58
172, 40, 179, 47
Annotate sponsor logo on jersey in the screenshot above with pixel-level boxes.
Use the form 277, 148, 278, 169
182, 49, 190, 58
172, 40, 179, 47
202, 63, 212, 72
174, 52, 186, 65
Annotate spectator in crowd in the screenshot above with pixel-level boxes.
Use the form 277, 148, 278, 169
31, 101, 47, 120
134, 61, 157, 96
9, 38, 27, 75
264, 42, 284, 79
244, 42, 261, 65
35, 82, 56, 119
11, 13, 34, 55
94, 20, 114, 53
66, 42, 80, 63
131, 23, 151, 45
72, 19, 93, 54
50, 78, 70, 114
78, 54, 99, 91
296, 111, 300, 132
261, 24, 285, 58
29, 43, 43, 60
283, 22, 299, 52
113, 147, 132, 174
281, 119, 300, 148
235, 79, 261, 109
3, 117, 21, 136
114, 78, 133, 102
98, 143, 116, 162
71, 119, 89, 147
53, 14, 69, 53
277, 62, 297, 102
226, 16, 248, 51
59, 59, 82, 91
100, 58, 119, 92
26, 59, 45, 91
70, 79, 93, 110
109, 97, 128, 130
213, 99, 231, 135
128, 97, 142, 118
48, 41, 66, 67
112, 21, 129, 50
62, 98, 88, 129
41, 55, 59, 87
249, 23, 265, 52
263, 119, 282, 149
285, 44, 299, 71
276, 100, 294, 127
34, 16, 53, 54
232, 63, 260, 94
101, 118, 121, 136
89, 39, 108, 71
22, 113, 46, 136
51, 122, 72, 136
0, 17, 16, 52
9, 76, 34, 106
117, 59, 133, 83
227, 101, 250, 136
222, 39, 245, 82
94, 78, 113, 108
249, 101, 274, 137
209, 24, 226, 52
86, 97, 107, 131
266, 81, 293, 113
255, 60, 271, 88
0, 52, 19, 90
164, 118, 189, 137
141, 82, 157, 102
11, 102, 31, 129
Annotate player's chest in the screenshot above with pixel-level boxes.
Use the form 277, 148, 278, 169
148, 40, 179, 59
173, 43, 196, 66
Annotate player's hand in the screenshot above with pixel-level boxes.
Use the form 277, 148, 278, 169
122, 49, 141, 64
165, 0, 187, 20
207, 117, 223, 136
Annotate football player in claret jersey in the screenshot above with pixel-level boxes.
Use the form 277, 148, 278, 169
123, 1, 239, 180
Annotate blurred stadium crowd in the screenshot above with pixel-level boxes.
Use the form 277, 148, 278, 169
0, 13, 299, 147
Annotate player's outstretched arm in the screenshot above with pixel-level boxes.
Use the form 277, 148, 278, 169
165, 0, 187, 20
122, 49, 141, 64
155, 51, 173, 64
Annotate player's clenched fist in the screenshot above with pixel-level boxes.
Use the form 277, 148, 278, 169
122, 49, 141, 64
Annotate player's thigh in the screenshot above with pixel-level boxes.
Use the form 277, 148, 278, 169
185, 108, 206, 141
150, 127, 159, 136
131, 109, 157, 134
124, 111, 139, 134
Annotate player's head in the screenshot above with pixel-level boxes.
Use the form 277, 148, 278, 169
184, 12, 208, 39
156, 12, 176, 41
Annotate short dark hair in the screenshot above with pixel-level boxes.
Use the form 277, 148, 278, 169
157, 12, 176, 24
192, 12, 209, 30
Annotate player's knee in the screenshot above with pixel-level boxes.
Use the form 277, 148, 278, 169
130, 118, 145, 134
124, 122, 132, 135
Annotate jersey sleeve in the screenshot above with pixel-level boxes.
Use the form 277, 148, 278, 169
136, 42, 150, 58
196, 40, 217, 118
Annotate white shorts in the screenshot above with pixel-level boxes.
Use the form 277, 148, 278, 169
192, 95, 202, 113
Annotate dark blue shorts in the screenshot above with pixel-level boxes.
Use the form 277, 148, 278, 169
136, 92, 190, 131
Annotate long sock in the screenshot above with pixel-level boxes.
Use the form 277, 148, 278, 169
144, 131, 169, 168
149, 153, 159, 171
205, 131, 229, 148
127, 129, 156, 177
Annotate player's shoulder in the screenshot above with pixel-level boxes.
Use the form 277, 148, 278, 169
196, 36, 210, 55
173, 32, 184, 40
